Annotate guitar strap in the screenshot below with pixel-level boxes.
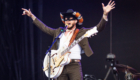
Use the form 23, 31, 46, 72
68, 29, 79, 46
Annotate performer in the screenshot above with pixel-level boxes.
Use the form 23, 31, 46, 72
22, 0, 115, 80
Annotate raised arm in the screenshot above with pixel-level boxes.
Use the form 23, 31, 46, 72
97, 0, 115, 32
21, 8, 56, 36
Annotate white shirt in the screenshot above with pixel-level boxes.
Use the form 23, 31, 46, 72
59, 32, 82, 60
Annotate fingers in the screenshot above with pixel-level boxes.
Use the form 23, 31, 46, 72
110, 1, 115, 9
107, 0, 115, 7
22, 11, 26, 15
22, 10, 27, 15
29, 8, 31, 12
110, 1, 115, 5
108, 0, 115, 8
102, 3, 105, 7
22, 8, 28, 11
111, 3, 115, 7
111, 7, 115, 9
108, 0, 112, 5
21, 8, 30, 15
21, 8, 30, 13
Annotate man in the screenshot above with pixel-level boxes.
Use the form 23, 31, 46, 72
22, 0, 115, 80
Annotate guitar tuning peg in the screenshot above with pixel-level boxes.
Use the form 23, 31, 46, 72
90, 36, 92, 38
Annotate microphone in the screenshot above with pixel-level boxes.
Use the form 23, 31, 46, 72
65, 24, 68, 29
61, 24, 68, 32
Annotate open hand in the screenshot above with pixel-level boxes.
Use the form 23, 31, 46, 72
22, 8, 32, 17
102, 0, 115, 15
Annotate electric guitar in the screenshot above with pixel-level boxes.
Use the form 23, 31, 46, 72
43, 27, 98, 79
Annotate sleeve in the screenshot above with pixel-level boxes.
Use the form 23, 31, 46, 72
96, 17, 108, 32
33, 18, 57, 36
79, 17, 108, 33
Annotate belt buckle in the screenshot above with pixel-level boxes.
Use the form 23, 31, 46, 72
71, 59, 80, 63
74, 59, 80, 62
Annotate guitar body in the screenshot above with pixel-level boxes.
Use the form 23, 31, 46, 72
43, 49, 71, 79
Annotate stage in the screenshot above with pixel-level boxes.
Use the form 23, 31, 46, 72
1, 0, 140, 80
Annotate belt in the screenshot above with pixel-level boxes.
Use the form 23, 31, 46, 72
70, 59, 80, 63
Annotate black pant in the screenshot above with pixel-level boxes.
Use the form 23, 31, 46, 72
57, 62, 83, 80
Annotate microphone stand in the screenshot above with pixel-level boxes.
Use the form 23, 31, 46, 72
46, 27, 66, 80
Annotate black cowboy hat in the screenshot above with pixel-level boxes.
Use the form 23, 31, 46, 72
60, 9, 83, 25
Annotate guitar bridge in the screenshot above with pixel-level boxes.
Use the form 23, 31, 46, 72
43, 64, 52, 71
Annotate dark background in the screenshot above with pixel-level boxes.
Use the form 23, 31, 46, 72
1, 0, 140, 80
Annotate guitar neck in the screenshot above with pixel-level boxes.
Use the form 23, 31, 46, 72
61, 35, 85, 55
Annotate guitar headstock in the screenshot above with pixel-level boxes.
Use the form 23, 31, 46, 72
84, 26, 98, 37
